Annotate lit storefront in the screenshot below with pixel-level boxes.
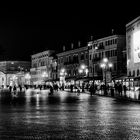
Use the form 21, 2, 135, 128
126, 16, 140, 99
0, 61, 31, 88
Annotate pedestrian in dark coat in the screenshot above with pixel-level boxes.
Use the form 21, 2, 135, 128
89, 84, 95, 96
49, 85, 54, 95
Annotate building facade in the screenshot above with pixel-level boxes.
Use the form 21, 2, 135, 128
126, 16, 140, 78
57, 44, 89, 85
51, 58, 58, 81
0, 61, 31, 87
88, 35, 126, 82
30, 50, 56, 85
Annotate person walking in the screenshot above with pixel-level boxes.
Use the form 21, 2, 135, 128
49, 85, 54, 95
118, 83, 123, 96
123, 85, 127, 97
13, 85, 17, 96
9, 86, 12, 93
89, 84, 95, 96
19, 85, 22, 92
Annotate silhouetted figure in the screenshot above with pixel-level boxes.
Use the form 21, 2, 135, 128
138, 87, 140, 100
89, 84, 95, 96
82, 82, 85, 92
54, 83, 58, 91
9, 86, 12, 92
118, 84, 122, 96
19, 85, 22, 92
111, 86, 114, 97
123, 85, 127, 97
70, 84, 73, 92
13, 85, 17, 95
49, 85, 54, 95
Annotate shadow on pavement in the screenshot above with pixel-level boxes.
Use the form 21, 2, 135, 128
63, 95, 79, 103
46, 95, 61, 104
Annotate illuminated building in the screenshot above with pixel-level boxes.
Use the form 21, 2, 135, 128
126, 16, 140, 78
57, 43, 89, 85
0, 61, 31, 87
30, 50, 56, 85
88, 35, 126, 82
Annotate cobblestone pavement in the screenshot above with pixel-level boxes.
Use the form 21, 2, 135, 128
0, 90, 140, 139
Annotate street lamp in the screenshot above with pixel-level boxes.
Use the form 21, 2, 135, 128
60, 68, 67, 88
88, 39, 99, 85
42, 71, 48, 78
79, 64, 88, 92
100, 58, 113, 95
79, 64, 88, 77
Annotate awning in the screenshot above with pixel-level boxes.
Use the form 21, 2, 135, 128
113, 75, 134, 80
65, 77, 77, 82
75, 76, 102, 82
45, 79, 59, 82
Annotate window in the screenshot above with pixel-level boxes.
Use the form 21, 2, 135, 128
137, 69, 139, 76
115, 50, 117, 56
108, 40, 110, 45
86, 53, 88, 59
112, 39, 115, 44
61, 58, 63, 63
89, 54, 91, 60
129, 71, 131, 77
81, 53, 84, 60
133, 70, 135, 77
114, 39, 117, 44
105, 51, 107, 57
102, 52, 104, 58
114, 63, 117, 71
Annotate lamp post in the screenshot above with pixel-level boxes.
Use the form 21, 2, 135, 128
78, 64, 88, 77
78, 64, 88, 92
100, 58, 113, 95
88, 40, 98, 85
42, 71, 48, 78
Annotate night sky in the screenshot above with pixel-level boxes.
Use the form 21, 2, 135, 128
0, 6, 139, 61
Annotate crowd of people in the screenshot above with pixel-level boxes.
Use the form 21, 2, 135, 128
0, 81, 131, 98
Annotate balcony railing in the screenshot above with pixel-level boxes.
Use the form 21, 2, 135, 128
64, 60, 79, 65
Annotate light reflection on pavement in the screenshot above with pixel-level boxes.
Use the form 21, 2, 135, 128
0, 90, 140, 139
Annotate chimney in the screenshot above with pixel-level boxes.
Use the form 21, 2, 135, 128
71, 43, 74, 49
78, 41, 81, 47
63, 45, 65, 51
90, 35, 93, 41
112, 29, 114, 35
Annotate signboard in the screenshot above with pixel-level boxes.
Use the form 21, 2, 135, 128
133, 30, 140, 63
106, 71, 112, 83
103, 71, 112, 83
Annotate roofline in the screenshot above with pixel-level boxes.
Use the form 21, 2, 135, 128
94, 35, 125, 42
0, 61, 30, 63
126, 16, 140, 27
56, 46, 88, 56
